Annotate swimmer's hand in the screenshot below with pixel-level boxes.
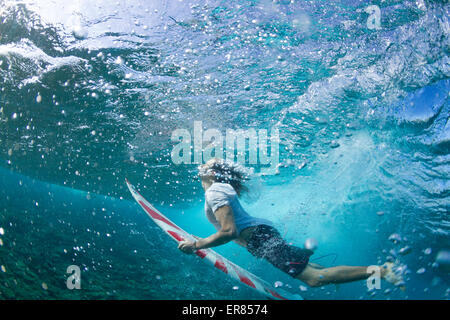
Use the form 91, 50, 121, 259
178, 240, 198, 254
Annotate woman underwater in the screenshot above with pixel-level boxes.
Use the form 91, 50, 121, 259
178, 158, 403, 289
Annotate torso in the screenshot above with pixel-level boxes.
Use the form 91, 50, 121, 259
204, 182, 274, 237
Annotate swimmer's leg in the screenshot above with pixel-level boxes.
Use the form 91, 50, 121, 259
296, 264, 378, 287
308, 262, 325, 269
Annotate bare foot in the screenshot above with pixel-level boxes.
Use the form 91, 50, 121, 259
381, 262, 406, 291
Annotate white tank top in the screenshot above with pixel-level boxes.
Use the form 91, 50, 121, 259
204, 182, 273, 234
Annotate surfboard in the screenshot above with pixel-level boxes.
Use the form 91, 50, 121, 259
125, 179, 303, 300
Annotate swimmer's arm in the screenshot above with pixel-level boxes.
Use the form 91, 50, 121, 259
195, 205, 238, 250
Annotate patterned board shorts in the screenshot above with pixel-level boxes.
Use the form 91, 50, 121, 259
246, 224, 314, 278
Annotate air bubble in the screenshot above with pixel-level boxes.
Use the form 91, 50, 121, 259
274, 281, 283, 288
416, 268, 426, 274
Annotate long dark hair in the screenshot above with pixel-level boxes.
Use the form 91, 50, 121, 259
198, 158, 249, 196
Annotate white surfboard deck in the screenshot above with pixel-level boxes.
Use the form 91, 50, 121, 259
125, 179, 303, 300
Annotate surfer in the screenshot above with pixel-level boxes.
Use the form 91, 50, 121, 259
178, 158, 404, 288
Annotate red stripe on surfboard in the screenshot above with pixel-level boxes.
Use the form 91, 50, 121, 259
267, 288, 288, 300
214, 259, 228, 273
167, 230, 184, 242
195, 250, 207, 258
232, 266, 256, 288
138, 200, 181, 231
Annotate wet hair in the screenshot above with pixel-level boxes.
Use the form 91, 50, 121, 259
198, 158, 249, 196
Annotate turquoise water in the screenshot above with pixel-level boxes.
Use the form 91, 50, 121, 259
0, 0, 449, 299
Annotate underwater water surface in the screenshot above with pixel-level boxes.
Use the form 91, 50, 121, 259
0, 0, 449, 299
